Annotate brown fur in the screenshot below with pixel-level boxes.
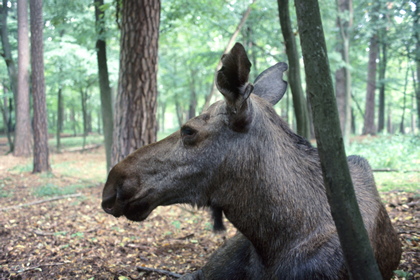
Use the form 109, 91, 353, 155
102, 43, 401, 279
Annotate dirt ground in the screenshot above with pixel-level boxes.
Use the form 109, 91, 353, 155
0, 142, 418, 279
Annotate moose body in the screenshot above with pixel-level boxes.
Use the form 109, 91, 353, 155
102, 43, 401, 279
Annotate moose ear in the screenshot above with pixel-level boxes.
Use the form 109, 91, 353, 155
216, 43, 254, 131
253, 62, 288, 105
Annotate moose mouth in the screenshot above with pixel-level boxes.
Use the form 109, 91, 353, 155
102, 193, 157, 222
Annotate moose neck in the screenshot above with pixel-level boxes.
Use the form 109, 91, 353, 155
215, 107, 326, 265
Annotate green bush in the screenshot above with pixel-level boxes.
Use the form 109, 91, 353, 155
33, 183, 88, 197
347, 135, 420, 171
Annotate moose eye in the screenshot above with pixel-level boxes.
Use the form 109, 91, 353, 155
181, 126, 197, 144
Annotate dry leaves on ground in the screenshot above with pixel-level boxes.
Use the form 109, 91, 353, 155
0, 147, 418, 279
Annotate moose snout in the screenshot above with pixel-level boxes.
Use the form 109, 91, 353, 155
101, 193, 118, 215
101, 179, 126, 217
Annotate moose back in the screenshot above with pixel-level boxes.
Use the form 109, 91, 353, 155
102, 43, 401, 280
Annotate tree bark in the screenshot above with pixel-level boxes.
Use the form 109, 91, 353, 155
188, 69, 197, 120
56, 87, 63, 152
80, 89, 88, 149
14, 0, 32, 157
0, 87, 13, 152
30, 0, 50, 172
0, 0, 17, 105
334, 0, 353, 143
362, 4, 379, 135
399, 63, 410, 134
111, 0, 160, 166
377, 35, 387, 133
294, 0, 382, 279
94, 0, 114, 171
277, 0, 311, 140
414, 0, 420, 130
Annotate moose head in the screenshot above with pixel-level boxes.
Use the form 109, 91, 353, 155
101, 43, 288, 222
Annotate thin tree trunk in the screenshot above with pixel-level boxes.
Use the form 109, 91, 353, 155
362, 4, 379, 136
56, 87, 63, 152
175, 100, 184, 128
387, 104, 392, 134
277, 0, 311, 139
71, 107, 77, 136
94, 0, 114, 171
30, 0, 50, 172
14, 0, 32, 157
399, 64, 410, 134
160, 102, 166, 133
0, 88, 13, 152
377, 38, 387, 133
334, 0, 353, 143
112, 0, 160, 166
202, 0, 256, 111
188, 69, 197, 120
0, 0, 17, 105
414, 0, 420, 130
294, 0, 382, 279
80, 89, 88, 149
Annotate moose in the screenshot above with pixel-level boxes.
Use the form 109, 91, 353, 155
102, 43, 401, 279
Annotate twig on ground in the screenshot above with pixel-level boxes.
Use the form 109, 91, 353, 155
137, 266, 182, 278
17, 262, 69, 273
1, 193, 82, 211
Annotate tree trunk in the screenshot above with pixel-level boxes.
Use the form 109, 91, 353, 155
70, 107, 77, 136
0, 0, 18, 105
0, 87, 13, 152
362, 5, 379, 136
414, 0, 420, 130
14, 0, 32, 157
334, 0, 353, 143
160, 101, 166, 133
175, 100, 184, 128
294, 0, 382, 279
377, 35, 387, 133
188, 69, 197, 120
399, 64, 410, 134
387, 104, 393, 134
30, 0, 50, 172
277, 0, 311, 140
80, 89, 88, 149
56, 87, 63, 152
94, 0, 114, 171
111, 0, 160, 166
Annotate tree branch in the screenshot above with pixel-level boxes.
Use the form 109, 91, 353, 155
202, 0, 257, 111
1, 193, 82, 211
137, 266, 182, 278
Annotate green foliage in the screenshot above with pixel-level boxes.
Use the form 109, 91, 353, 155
393, 269, 413, 279
171, 220, 182, 230
32, 183, 88, 197
48, 134, 104, 149
0, 185, 11, 197
10, 163, 33, 173
347, 135, 420, 192
0, 0, 418, 145
347, 135, 420, 170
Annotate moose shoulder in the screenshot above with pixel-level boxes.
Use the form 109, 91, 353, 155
102, 43, 401, 280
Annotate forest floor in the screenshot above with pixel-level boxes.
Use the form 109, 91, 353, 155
0, 139, 418, 280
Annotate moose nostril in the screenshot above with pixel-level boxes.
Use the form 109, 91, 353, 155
104, 207, 114, 214
102, 194, 117, 214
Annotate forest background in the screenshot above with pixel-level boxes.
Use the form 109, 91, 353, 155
0, 0, 419, 162
0, 0, 419, 279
